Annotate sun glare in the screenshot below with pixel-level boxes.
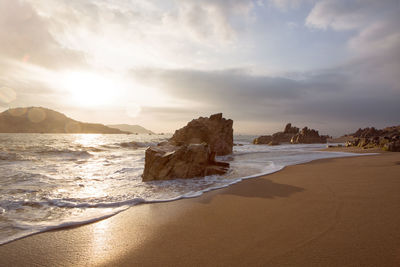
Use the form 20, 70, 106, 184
55, 70, 180, 115
61, 72, 118, 107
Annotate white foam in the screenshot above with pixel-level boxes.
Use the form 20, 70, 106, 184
0, 133, 377, 246
1, 206, 129, 245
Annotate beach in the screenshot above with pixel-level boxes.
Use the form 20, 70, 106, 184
0, 149, 399, 266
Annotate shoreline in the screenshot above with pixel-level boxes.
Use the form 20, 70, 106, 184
0, 146, 367, 246
1, 150, 400, 266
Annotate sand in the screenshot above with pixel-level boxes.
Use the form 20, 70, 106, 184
1, 151, 400, 266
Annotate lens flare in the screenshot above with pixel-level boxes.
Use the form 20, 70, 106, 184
0, 87, 16, 104
126, 103, 142, 118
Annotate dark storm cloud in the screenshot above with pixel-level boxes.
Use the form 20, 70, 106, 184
132, 62, 400, 133
130, 0, 400, 134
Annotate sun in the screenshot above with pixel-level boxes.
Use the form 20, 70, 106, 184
61, 71, 118, 107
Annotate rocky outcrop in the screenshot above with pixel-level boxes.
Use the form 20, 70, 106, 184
291, 127, 328, 144
284, 123, 300, 134
345, 126, 400, 152
142, 113, 233, 181
142, 143, 229, 181
253, 135, 272, 145
254, 123, 327, 145
169, 113, 233, 156
253, 123, 300, 145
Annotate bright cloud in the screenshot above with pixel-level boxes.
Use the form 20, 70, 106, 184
0, 0, 399, 134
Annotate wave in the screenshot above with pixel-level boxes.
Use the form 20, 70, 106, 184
0, 152, 21, 161
0, 197, 146, 210
0, 206, 129, 246
114, 167, 136, 174
36, 149, 92, 158
0, 141, 370, 247
75, 145, 105, 152
117, 141, 156, 148
99, 141, 156, 150
0, 151, 37, 161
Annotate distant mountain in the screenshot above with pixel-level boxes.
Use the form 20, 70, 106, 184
107, 124, 154, 134
0, 107, 129, 134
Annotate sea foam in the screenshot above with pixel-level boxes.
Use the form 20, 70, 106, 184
0, 133, 369, 245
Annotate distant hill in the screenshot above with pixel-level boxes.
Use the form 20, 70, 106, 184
0, 107, 129, 134
107, 124, 154, 134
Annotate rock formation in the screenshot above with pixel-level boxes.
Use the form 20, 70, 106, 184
142, 143, 229, 181
253, 135, 272, 145
254, 123, 327, 145
142, 113, 233, 181
284, 123, 300, 134
291, 127, 328, 144
253, 123, 299, 145
169, 113, 233, 156
345, 126, 400, 152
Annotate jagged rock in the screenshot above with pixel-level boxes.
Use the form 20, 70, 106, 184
142, 143, 229, 181
253, 123, 299, 145
344, 125, 400, 152
253, 135, 272, 144
142, 113, 233, 181
291, 127, 327, 144
384, 140, 400, 152
268, 140, 280, 146
284, 123, 299, 134
271, 131, 293, 143
169, 113, 233, 156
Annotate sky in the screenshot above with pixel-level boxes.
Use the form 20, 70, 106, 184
0, 0, 399, 136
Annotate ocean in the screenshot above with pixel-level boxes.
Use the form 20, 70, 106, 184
0, 133, 360, 245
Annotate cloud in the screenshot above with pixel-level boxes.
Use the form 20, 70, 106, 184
164, 0, 254, 43
270, 0, 311, 10
306, 0, 398, 31
9, 0, 258, 72
129, 63, 400, 135
305, 0, 400, 85
0, 0, 84, 69
1, 0, 398, 135
306, 0, 369, 30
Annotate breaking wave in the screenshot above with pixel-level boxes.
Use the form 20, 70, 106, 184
0, 133, 368, 246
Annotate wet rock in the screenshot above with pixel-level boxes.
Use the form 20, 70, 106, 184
268, 140, 280, 146
142, 113, 233, 181
291, 127, 327, 144
142, 143, 229, 181
253, 123, 300, 145
384, 141, 400, 152
344, 125, 400, 152
253, 135, 272, 144
284, 123, 299, 134
169, 113, 233, 156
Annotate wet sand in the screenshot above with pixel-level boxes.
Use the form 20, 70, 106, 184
1, 151, 400, 266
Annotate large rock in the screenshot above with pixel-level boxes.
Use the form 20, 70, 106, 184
142, 144, 229, 181
284, 123, 300, 134
142, 113, 233, 181
384, 140, 400, 152
253, 123, 299, 145
169, 113, 233, 156
344, 125, 400, 152
291, 127, 328, 144
271, 131, 294, 143
253, 135, 272, 144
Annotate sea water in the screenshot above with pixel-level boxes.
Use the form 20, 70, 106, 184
0, 133, 360, 245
